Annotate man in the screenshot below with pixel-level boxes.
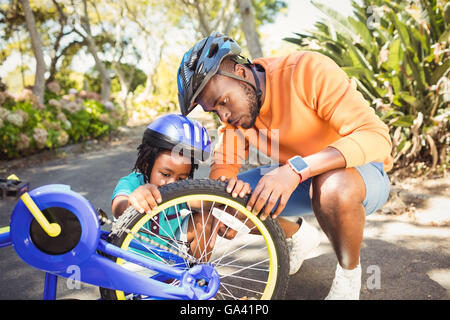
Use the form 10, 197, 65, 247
177, 32, 392, 299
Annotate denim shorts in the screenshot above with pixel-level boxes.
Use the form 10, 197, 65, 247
237, 162, 390, 217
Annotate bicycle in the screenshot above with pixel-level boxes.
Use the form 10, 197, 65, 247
0, 176, 289, 300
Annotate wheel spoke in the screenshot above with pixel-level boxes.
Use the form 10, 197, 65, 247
103, 180, 288, 300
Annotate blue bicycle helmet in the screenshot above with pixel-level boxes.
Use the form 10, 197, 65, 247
144, 114, 211, 162
177, 32, 262, 116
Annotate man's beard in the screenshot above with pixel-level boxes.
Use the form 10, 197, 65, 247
239, 82, 260, 129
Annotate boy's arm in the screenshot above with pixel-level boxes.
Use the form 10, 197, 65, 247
112, 195, 130, 219
111, 172, 145, 218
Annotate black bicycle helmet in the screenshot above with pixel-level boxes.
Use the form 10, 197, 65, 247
177, 32, 262, 116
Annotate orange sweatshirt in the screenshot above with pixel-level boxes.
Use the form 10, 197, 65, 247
209, 51, 393, 179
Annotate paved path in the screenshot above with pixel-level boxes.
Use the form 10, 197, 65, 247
0, 123, 449, 300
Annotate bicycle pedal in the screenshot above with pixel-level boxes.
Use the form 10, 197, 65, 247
0, 178, 29, 199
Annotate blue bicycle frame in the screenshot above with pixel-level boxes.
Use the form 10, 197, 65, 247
0, 184, 220, 300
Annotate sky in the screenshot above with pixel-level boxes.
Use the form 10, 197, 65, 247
0, 0, 356, 83
260, 0, 352, 53
260, 0, 355, 55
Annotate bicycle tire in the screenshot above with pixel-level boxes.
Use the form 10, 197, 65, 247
100, 179, 289, 300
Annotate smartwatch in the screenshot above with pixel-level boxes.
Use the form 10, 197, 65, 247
287, 155, 311, 181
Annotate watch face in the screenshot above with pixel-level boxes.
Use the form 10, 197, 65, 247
290, 156, 308, 172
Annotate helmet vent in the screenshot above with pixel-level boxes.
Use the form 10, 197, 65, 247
208, 43, 219, 58
187, 51, 199, 70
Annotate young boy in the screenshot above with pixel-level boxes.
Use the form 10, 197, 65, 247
111, 114, 251, 261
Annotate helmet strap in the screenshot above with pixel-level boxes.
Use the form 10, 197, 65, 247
249, 65, 262, 109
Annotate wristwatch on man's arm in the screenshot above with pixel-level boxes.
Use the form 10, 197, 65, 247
287, 155, 311, 182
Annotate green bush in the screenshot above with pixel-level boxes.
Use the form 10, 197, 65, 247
284, 0, 449, 173
127, 85, 178, 125
0, 87, 125, 159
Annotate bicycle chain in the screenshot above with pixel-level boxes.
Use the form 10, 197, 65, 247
97, 213, 200, 264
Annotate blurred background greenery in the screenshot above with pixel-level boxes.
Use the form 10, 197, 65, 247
0, 0, 448, 177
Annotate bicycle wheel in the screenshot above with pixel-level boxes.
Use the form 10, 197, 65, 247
100, 179, 289, 300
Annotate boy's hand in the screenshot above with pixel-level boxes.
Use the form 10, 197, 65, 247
129, 183, 162, 214
218, 176, 252, 199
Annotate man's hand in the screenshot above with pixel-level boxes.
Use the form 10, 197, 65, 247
128, 183, 162, 214
246, 164, 301, 220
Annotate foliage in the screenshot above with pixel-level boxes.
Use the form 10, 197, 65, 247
253, 0, 288, 26
1, 0, 290, 129
284, 0, 449, 173
84, 61, 146, 96
0, 83, 125, 159
128, 87, 177, 125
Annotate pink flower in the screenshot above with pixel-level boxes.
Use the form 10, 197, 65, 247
49, 99, 62, 108
17, 133, 30, 150
6, 112, 24, 127
32, 128, 48, 149
47, 81, 61, 94
57, 130, 69, 146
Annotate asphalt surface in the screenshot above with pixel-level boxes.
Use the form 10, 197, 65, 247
0, 125, 449, 300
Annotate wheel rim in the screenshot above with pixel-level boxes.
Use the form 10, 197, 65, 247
114, 194, 279, 300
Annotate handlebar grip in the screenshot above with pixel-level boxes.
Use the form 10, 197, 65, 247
20, 192, 61, 238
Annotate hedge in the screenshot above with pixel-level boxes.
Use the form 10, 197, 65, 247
0, 84, 125, 159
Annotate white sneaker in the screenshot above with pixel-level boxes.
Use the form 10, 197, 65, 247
325, 263, 361, 300
287, 218, 321, 275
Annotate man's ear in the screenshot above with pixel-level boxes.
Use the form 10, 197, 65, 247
234, 63, 248, 80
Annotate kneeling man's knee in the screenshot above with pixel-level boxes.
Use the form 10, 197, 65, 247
311, 168, 365, 215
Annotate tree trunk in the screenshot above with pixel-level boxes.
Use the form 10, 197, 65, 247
80, 0, 111, 101
142, 37, 164, 100
19, 0, 46, 105
143, 74, 153, 98
85, 36, 111, 101
237, 0, 263, 59
113, 61, 135, 116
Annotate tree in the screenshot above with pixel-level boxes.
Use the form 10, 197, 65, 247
123, 0, 169, 100
69, 0, 112, 101
46, 0, 82, 85
238, 0, 263, 58
175, 0, 237, 37
1, 0, 88, 94
241, 0, 288, 58
82, 0, 142, 112
18, 0, 46, 105
172, 0, 287, 58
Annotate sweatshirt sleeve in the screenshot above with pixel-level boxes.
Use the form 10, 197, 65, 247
298, 52, 392, 168
209, 123, 249, 179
